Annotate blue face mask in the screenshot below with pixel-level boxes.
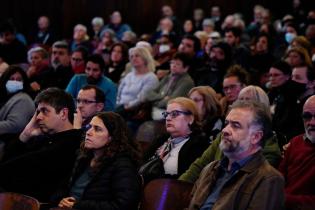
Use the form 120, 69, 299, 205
285, 32, 296, 44
6, 80, 23, 94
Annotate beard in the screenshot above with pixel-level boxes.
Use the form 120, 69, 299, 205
87, 76, 101, 84
219, 137, 251, 157
305, 126, 315, 143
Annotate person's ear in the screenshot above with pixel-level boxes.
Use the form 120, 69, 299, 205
96, 102, 104, 112
59, 108, 69, 121
251, 130, 263, 145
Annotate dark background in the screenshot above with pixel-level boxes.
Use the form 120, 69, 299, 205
0, 0, 314, 41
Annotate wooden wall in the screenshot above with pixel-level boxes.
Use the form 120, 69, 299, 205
0, 0, 314, 41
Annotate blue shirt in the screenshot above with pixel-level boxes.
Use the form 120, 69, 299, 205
200, 155, 253, 210
66, 74, 117, 111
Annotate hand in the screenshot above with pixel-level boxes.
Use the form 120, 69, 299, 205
281, 142, 291, 158
73, 108, 83, 129
19, 112, 42, 142
58, 197, 76, 208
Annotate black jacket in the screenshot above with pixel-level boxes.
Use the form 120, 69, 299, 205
0, 129, 83, 201
144, 132, 209, 178
54, 152, 141, 210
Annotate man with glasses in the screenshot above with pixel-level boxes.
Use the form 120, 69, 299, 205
66, 54, 117, 111
74, 85, 105, 129
220, 65, 249, 116
279, 95, 315, 210
70, 46, 88, 74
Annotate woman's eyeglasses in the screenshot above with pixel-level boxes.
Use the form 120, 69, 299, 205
162, 110, 192, 119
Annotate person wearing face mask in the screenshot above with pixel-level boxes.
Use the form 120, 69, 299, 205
0, 65, 35, 159
153, 34, 177, 76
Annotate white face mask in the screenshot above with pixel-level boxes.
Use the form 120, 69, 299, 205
159, 44, 171, 54
6, 80, 23, 94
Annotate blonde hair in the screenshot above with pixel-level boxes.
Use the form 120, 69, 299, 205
284, 46, 313, 68
129, 46, 155, 72
168, 97, 201, 132
238, 85, 270, 108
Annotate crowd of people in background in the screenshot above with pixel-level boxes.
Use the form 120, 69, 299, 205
0, 1, 315, 210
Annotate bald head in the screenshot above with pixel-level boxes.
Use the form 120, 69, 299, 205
303, 95, 315, 143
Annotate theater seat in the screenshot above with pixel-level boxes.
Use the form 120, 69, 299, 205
0, 192, 40, 210
140, 178, 193, 210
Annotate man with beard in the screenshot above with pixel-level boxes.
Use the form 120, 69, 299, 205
191, 42, 232, 93
187, 100, 284, 210
278, 95, 315, 210
36, 41, 74, 90
66, 54, 117, 111
0, 88, 82, 202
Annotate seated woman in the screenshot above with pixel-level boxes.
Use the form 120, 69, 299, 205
116, 46, 158, 130
25, 46, 50, 94
188, 86, 223, 142
104, 42, 128, 83
179, 85, 282, 183
55, 112, 141, 210
142, 97, 209, 181
0, 65, 35, 143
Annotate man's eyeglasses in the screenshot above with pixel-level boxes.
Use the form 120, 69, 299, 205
71, 57, 83, 62
76, 99, 97, 105
162, 110, 192, 119
302, 112, 315, 121
223, 84, 241, 92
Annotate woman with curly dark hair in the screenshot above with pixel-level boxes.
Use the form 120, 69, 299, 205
56, 112, 141, 210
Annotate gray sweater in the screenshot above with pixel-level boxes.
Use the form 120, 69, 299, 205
0, 92, 35, 135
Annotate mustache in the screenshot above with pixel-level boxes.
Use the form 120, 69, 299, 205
307, 127, 315, 131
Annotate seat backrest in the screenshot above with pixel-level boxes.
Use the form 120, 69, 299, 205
140, 178, 193, 210
0, 192, 40, 210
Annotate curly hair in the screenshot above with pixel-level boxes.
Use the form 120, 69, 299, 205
80, 112, 141, 170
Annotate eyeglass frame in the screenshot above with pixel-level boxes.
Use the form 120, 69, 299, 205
162, 110, 192, 119
76, 98, 98, 105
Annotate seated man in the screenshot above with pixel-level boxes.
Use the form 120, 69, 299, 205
278, 95, 315, 210
74, 85, 105, 129
188, 100, 284, 210
0, 88, 82, 202
66, 54, 117, 111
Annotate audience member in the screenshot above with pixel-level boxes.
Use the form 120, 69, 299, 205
144, 52, 194, 121
70, 24, 93, 53
103, 11, 132, 40
0, 20, 27, 64
188, 86, 223, 142
0, 66, 35, 154
38, 40, 74, 90
26, 46, 50, 93
179, 85, 281, 183
116, 46, 158, 122
66, 54, 117, 111
220, 65, 249, 115
104, 42, 129, 83
74, 85, 105, 129
0, 88, 82, 201
279, 95, 315, 210
28, 16, 57, 47
54, 112, 141, 210
70, 46, 88, 74
187, 100, 284, 210
142, 97, 209, 182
